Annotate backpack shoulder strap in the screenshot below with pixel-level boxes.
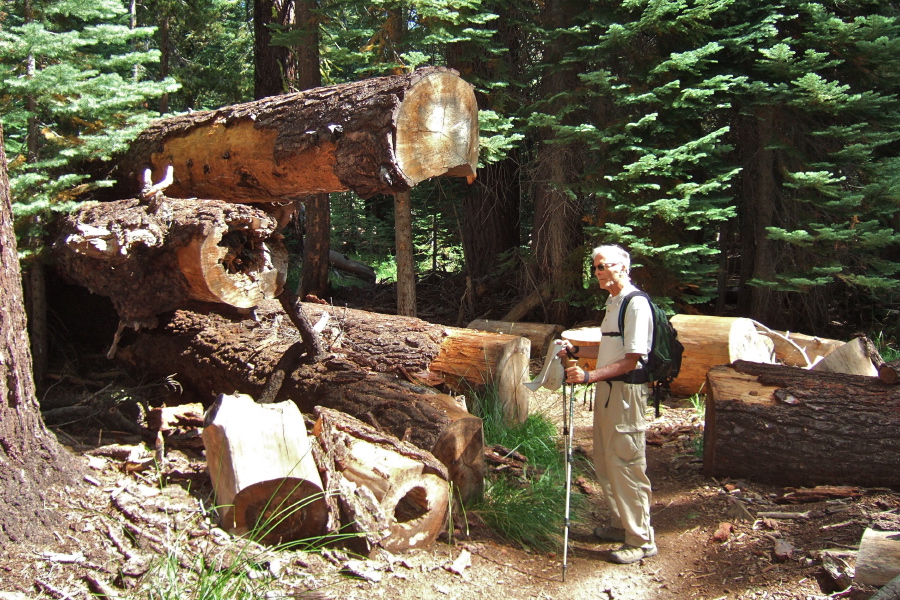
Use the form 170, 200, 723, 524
617, 290, 649, 336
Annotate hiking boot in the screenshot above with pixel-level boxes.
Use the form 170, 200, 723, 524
609, 543, 658, 564
593, 526, 626, 542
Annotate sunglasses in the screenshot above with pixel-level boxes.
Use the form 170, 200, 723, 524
594, 263, 619, 272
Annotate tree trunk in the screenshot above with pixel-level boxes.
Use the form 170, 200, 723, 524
703, 361, 900, 488
116, 301, 487, 503
202, 393, 330, 542
300, 193, 331, 299
54, 198, 287, 327
115, 67, 479, 202
254, 0, 293, 98
313, 407, 450, 552
669, 315, 775, 397
0, 123, 77, 544
394, 190, 416, 317
293, 0, 321, 91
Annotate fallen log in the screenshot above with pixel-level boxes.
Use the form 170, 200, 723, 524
429, 327, 531, 424
467, 319, 563, 359
117, 300, 486, 504
703, 361, 900, 488
879, 360, 900, 385
54, 198, 286, 327
856, 528, 900, 587
669, 315, 775, 397
313, 406, 449, 553
115, 67, 478, 202
201, 393, 330, 542
329, 250, 376, 283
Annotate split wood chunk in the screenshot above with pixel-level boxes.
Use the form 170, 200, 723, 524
201, 393, 329, 542
429, 327, 531, 424
467, 319, 564, 359
669, 315, 775, 397
116, 67, 478, 202
55, 198, 286, 326
704, 361, 900, 488
313, 407, 449, 553
755, 328, 844, 368
856, 528, 900, 587
811, 336, 881, 377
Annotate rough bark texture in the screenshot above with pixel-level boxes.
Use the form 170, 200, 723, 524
54, 198, 287, 327
114, 67, 478, 202
704, 361, 900, 488
116, 301, 485, 502
394, 190, 416, 317
0, 124, 78, 544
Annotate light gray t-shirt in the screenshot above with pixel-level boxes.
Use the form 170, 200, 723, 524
596, 284, 653, 369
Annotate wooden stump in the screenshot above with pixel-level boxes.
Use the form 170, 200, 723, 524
116, 67, 478, 202
429, 327, 531, 424
856, 528, 900, 587
669, 315, 775, 397
201, 393, 330, 542
55, 198, 286, 326
313, 407, 449, 552
703, 361, 900, 488
467, 319, 563, 359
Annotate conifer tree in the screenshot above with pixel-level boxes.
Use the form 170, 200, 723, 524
0, 0, 178, 253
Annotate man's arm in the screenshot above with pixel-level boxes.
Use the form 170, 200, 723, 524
565, 353, 641, 385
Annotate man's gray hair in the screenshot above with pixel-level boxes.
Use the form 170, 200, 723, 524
592, 244, 631, 273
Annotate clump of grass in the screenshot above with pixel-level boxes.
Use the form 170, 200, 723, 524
874, 331, 900, 362
469, 385, 581, 551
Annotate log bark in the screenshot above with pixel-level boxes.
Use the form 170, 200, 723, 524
468, 319, 564, 359
429, 327, 531, 424
115, 67, 478, 202
669, 315, 775, 397
313, 407, 449, 552
856, 528, 900, 587
201, 393, 330, 543
703, 361, 900, 488
54, 198, 287, 327
117, 300, 485, 504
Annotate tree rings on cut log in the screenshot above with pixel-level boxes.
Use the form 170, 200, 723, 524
394, 70, 479, 185
176, 218, 287, 308
669, 315, 775, 397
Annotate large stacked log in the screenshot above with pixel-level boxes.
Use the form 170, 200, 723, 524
115, 67, 478, 202
54, 198, 286, 327
117, 300, 487, 504
703, 361, 900, 488
669, 315, 775, 397
467, 319, 563, 359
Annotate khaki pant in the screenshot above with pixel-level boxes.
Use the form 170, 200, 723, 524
593, 381, 654, 548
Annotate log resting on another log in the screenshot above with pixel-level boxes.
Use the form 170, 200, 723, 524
54, 198, 286, 327
703, 360, 900, 488
114, 66, 479, 202
117, 300, 486, 504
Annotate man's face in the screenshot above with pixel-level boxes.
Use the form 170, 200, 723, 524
593, 252, 622, 290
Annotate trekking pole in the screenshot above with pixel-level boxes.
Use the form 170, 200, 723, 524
561, 358, 577, 582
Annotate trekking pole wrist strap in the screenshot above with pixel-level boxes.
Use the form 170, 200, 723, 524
583, 371, 590, 385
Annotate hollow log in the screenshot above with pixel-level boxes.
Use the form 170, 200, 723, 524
467, 319, 563, 359
117, 300, 485, 504
429, 327, 531, 424
669, 315, 775, 397
856, 528, 900, 587
703, 361, 900, 488
313, 406, 449, 553
201, 393, 330, 542
115, 67, 478, 202
54, 198, 286, 327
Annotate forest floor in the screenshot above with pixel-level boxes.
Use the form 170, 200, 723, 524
1, 385, 896, 600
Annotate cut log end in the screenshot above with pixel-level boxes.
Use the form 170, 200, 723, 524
177, 222, 287, 308
233, 477, 330, 545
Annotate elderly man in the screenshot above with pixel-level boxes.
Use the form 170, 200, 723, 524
561, 244, 657, 564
